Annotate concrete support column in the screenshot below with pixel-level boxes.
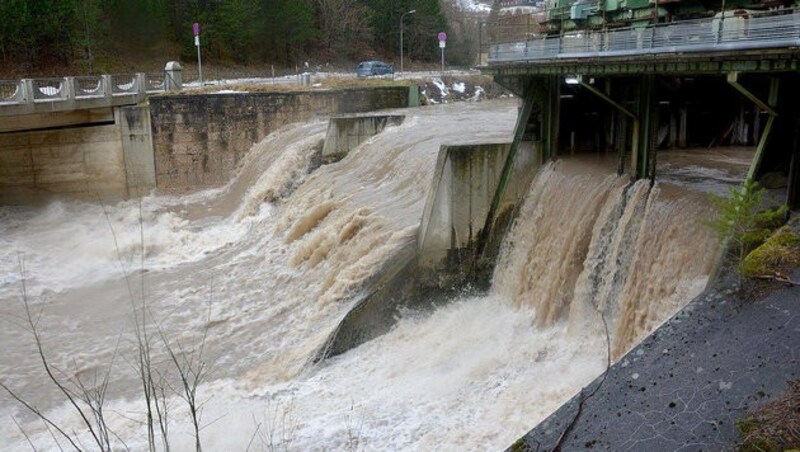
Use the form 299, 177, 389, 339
632, 74, 657, 180
135, 73, 146, 102
63, 77, 75, 100
20, 79, 35, 103
678, 106, 688, 148
669, 109, 678, 149
63, 77, 77, 110
543, 75, 561, 162
102, 75, 113, 101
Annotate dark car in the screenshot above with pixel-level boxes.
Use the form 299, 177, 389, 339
356, 61, 394, 77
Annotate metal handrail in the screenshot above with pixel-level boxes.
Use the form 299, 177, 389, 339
489, 8, 800, 63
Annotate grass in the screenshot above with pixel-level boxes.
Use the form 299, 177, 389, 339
741, 226, 800, 278
737, 381, 800, 451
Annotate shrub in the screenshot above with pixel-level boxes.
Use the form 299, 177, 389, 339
705, 178, 787, 274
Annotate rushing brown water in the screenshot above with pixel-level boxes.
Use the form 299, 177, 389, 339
494, 157, 720, 359
0, 100, 744, 450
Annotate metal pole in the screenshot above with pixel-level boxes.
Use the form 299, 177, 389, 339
401, 19, 404, 75
441, 47, 445, 73
196, 39, 203, 85
400, 10, 416, 76
478, 22, 482, 66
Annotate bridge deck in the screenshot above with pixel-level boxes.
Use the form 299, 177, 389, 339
487, 8, 800, 76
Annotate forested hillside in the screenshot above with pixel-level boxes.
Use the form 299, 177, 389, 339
0, 0, 483, 77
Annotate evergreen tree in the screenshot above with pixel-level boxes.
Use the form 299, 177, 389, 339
0, 0, 458, 75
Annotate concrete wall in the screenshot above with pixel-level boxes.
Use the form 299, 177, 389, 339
150, 87, 410, 191
417, 140, 540, 284
0, 112, 126, 204
322, 141, 540, 358
118, 105, 156, 198
0, 105, 155, 204
418, 143, 511, 270
321, 114, 405, 163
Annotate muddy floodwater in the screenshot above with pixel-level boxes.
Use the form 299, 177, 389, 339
0, 99, 749, 450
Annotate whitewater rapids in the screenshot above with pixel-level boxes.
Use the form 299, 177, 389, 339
0, 99, 743, 450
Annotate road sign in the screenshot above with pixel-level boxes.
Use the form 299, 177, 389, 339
438, 32, 447, 42
439, 40, 446, 48
193, 22, 200, 36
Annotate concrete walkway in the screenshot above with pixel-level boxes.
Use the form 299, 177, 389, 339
512, 270, 800, 451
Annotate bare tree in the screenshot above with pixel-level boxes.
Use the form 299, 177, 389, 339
159, 323, 210, 452
313, 0, 374, 61
0, 255, 121, 451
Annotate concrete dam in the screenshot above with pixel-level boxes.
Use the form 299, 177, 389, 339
2, 26, 799, 447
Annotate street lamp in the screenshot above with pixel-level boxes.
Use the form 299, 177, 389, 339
400, 9, 416, 76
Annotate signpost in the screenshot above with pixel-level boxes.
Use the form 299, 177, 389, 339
438, 32, 447, 73
193, 22, 203, 85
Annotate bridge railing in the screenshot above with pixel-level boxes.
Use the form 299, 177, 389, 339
111, 74, 139, 95
146, 73, 166, 93
74, 76, 106, 98
32, 78, 70, 101
489, 8, 800, 63
0, 80, 24, 104
0, 72, 166, 115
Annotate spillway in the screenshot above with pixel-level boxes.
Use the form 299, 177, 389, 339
0, 99, 736, 450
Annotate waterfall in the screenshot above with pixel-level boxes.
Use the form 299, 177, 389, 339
494, 157, 720, 359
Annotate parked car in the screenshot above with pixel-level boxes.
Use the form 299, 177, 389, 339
356, 61, 394, 77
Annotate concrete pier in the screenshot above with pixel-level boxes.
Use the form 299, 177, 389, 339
321, 114, 405, 163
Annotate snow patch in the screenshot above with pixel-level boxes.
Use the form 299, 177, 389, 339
432, 78, 449, 98
456, 0, 492, 14
469, 86, 485, 102
209, 90, 249, 94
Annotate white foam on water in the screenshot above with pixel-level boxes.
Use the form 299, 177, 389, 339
0, 200, 268, 295
0, 100, 729, 451
1, 296, 605, 451
1, 101, 525, 450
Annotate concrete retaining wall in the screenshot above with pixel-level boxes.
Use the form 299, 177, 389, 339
150, 87, 410, 191
418, 143, 511, 271
321, 114, 405, 163
417, 140, 540, 285
0, 123, 125, 204
0, 105, 156, 204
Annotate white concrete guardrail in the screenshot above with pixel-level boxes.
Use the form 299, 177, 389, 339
489, 8, 800, 63
0, 72, 164, 116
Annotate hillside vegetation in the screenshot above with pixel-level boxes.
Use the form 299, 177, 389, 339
0, 0, 483, 78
